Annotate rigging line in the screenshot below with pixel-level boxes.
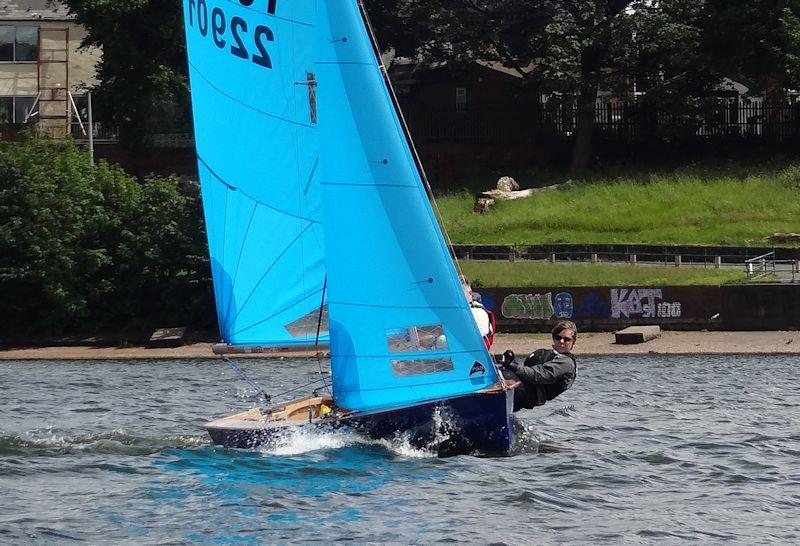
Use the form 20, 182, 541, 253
314, 275, 331, 396
222, 356, 272, 406
197, 155, 321, 225
270, 375, 330, 400
187, 61, 316, 129
226, 224, 315, 332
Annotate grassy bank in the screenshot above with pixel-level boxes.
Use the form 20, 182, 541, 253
459, 260, 750, 287
437, 162, 800, 246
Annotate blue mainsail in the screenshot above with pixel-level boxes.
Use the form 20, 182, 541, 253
317, 0, 499, 412
183, 0, 327, 347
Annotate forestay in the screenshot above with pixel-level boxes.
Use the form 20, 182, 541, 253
317, 0, 499, 412
183, 0, 327, 347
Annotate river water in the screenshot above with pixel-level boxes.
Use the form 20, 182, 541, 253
1, 355, 798, 543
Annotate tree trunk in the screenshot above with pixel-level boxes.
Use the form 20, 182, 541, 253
570, 84, 598, 176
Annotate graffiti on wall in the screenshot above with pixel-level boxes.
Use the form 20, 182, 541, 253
610, 288, 682, 319
502, 293, 555, 319
574, 291, 610, 318
553, 292, 573, 318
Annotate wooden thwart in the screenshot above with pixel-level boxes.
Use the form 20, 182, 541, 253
614, 326, 661, 344
268, 396, 334, 421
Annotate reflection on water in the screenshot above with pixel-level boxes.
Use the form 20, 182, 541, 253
1, 355, 799, 543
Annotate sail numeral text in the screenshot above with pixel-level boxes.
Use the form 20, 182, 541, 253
187, 0, 274, 69
236, 0, 277, 13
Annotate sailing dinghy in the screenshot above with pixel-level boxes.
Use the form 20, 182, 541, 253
184, 0, 518, 455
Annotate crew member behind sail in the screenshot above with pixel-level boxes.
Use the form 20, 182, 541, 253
496, 320, 577, 411
460, 275, 495, 349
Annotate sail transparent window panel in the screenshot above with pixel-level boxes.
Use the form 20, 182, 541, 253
386, 324, 448, 353
284, 305, 329, 339
391, 358, 454, 377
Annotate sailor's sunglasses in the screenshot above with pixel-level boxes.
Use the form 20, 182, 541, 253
553, 335, 575, 343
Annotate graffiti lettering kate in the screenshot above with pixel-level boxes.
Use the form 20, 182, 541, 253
187, 0, 276, 69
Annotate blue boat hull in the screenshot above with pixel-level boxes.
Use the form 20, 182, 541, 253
206, 386, 516, 456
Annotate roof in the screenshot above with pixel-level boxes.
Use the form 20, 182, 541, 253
388, 54, 534, 80
0, 0, 71, 22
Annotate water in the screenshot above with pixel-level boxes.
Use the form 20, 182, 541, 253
1, 355, 799, 544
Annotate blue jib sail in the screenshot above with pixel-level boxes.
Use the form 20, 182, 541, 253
317, 0, 499, 412
183, 0, 327, 347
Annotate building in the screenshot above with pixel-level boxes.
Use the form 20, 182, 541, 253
0, 0, 99, 136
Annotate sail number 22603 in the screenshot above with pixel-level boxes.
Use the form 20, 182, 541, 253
187, 0, 275, 69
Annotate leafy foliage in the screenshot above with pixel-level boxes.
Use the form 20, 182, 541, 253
0, 134, 212, 337
63, 0, 190, 148
366, 0, 800, 171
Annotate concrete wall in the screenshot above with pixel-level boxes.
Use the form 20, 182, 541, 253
475, 284, 800, 332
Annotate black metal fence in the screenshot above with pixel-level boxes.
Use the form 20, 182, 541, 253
406, 98, 800, 145
549, 99, 800, 142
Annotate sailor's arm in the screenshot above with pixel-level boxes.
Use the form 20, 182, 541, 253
506, 351, 575, 385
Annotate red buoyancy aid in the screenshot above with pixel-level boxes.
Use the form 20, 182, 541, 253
483, 309, 496, 349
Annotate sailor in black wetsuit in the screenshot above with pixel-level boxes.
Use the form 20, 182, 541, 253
496, 320, 577, 412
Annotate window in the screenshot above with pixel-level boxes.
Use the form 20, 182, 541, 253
0, 96, 37, 123
391, 358, 454, 377
455, 87, 467, 111
0, 26, 38, 62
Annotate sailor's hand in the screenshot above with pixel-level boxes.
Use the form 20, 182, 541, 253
494, 349, 515, 367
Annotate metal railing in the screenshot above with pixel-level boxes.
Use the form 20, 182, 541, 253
745, 252, 800, 282
453, 244, 800, 283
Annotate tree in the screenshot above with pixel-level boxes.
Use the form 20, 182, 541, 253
367, 1, 799, 172
701, 0, 800, 94
63, 0, 190, 148
366, 0, 638, 174
0, 134, 211, 336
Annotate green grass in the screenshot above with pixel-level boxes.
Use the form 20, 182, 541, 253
436, 162, 800, 246
460, 260, 751, 287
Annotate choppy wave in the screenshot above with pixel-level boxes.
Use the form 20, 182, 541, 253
2, 355, 800, 544
0, 428, 207, 456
